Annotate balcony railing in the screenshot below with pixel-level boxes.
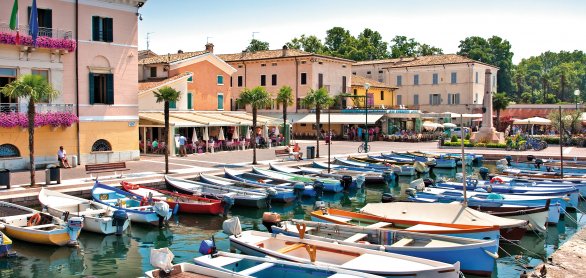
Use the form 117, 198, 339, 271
0, 23, 73, 40
0, 103, 74, 113
0, 22, 76, 52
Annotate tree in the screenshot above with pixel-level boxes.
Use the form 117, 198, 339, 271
153, 86, 181, 174
389, 35, 443, 58
237, 87, 272, 164
301, 88, 334, 158
286, 35, 325, 54
276, 86, 294, 144
323, 27, 356, 58
245, 39, 269, 52
548, 110, 582, 136
417, 44, 443, 56
492, 92, 510, 130
350, 28, 390, 61
1, 74, 59, 186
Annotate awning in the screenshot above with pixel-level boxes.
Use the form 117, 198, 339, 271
139, 111, 281, 127
139, 112, 204, 127
295, 113, 384, 125
513, 117, 552, 125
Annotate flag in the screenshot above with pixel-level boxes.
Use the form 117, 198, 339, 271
9, 0, 20, 45
29, 0, 39, 47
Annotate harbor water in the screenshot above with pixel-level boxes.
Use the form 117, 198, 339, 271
1, 165, 585, 277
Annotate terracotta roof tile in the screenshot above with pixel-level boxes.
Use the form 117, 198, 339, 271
351, 75, 397, 89
217, 49, 354, 63
138, 49, 157, 60
353, 54, 496, 68
139, 51, 208, 65
138, 72, 191, 93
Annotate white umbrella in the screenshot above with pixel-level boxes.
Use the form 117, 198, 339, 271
512, 117, 552, 125
274, 126, 280, 136
203, 127, 209, 141
245, 127, 251, 140
192, 128, 198, 143
218, 127, 225, 141
233, 126, 239, 140
263, 124, 269, 139
443, 123, 457, 128
422, 121, 438, 131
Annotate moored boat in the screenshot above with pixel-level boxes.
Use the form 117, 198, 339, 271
91, 181, 172, 226
253, 166, 344, 192
334, 157, 417, 176
223, 168, 316, 197
39, 188, 130, 235
0, 201, 83, 246
0, 232, 13, 257
146, 248, 248, 278
199, 173, 296, 203
121, 181, 224, 215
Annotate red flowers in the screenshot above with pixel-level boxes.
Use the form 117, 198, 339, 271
0, 112, 78, 128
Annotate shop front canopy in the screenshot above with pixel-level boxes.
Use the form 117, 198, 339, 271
295, 113, 385, 125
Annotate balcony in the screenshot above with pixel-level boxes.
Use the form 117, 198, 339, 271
0, 23, 76, 53
0, 103, 74, 113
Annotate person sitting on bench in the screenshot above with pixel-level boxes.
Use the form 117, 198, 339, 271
290, 143, 303, 161
57, 146, 71, 168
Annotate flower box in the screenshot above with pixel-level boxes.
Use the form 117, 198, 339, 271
0, 111, 78, 129
0, 32, 76, 52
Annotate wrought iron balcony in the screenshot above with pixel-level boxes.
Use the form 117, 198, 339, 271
0, 22, 76, 52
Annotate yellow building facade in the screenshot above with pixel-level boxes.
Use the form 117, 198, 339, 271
349, 75, 397, 109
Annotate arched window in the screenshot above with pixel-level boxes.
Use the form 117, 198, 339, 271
91, 139, 112, 152
0, 144, 20, 158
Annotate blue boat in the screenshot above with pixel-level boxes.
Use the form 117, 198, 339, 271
252, 166, 344, 193
91, 181, 172, 226
334, 157, 417, 176
503, 159, 586, 175
0, 232, 13, 258
199, 172, 296, 203
223, 168, 316, 197
384, 152, 458, 169
272, 220, 499, 276
269, 163, 364, 190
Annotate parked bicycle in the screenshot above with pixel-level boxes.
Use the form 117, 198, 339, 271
525, 137, 548, 151
357, 142, 371, 153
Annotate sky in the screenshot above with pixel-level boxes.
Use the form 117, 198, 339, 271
137, 0, 586, 64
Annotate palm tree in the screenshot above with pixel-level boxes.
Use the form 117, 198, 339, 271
1, 74, 59, 186
493, 92, 510, 131
276, 86, 294, 144
153, 86, 181, 174
301, 87, 334, 158
237, 86, 272, 165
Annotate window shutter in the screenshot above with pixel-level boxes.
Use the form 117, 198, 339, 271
106, 73, 114, 104
456, 93, 460, 104
45, 9, 53, 28
217, 94, 224, 110
105, 18, 113, 42
92, 16, 100, 41
187, 93, 192, 110
447, 93, 452, 105
429, 94, 432, 105
88, 73, 95, 104
169, 101, 176, 109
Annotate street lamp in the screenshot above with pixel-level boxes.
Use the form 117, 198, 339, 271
364, 83, 370, 153
575, 90, 580, 110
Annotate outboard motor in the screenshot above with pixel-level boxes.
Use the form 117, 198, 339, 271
405, 188, 417, 198
222, 217, 242, 236
455, 173, 463, 182
198, 239, 217, 256
534, 159, 544, 170
265, 187, 278, 208
153, 201, 170, 228
479, 167, 490, 180
527, 155, 535, 162
151, 247, 175, 274
261, 212, 281, 233
311, 181, 323, 201
112, 210, 129, 236
222, 195, 235, 217
355, 175, 366, 189
382, 171, 396, 188
409, 178, 425, 191
340, 175, 353, 192
314, 201, 326, 210
294, 182, 306, 204
422, 178, 435, 187
381, 193, 395, 203
66, 216, 84, 246
505, 155, 512, 166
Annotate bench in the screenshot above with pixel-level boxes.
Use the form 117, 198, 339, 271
85, 162, 129, 180
274, 149, 302, 161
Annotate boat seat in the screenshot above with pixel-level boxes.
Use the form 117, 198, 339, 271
25, 224, 57, 229
324, 215, 352, 223
276, 243, 306, 253
76, 209, 109, 216
238, 262, 276, 276
425, 239, 461, 247
391, 238, 414, 247
343, 233, 368, 243
365, 222, 392, 229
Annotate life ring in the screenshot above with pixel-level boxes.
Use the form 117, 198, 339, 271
257, 179, 265, 184
140, 197, 148, 206
27, 213, 42, 227
490, 177, 504, 184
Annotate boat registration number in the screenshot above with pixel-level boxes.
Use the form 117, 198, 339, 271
99, 194, 109, 200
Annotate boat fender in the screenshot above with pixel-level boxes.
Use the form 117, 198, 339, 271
198, 239, 216, 255
222, 217, 242, 236
27, 213, 42, 227
490, 177, 504, 184
172, 203, 180, 215
483, 249, 499, 259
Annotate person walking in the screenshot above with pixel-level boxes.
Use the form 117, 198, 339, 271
178, 134, 187, 157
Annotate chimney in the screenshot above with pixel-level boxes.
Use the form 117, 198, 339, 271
177, 50, 183, 54
205, 43, 214, 53
282, 45, 288, 57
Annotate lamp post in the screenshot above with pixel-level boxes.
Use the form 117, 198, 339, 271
328, 107, 331, 173
575, 90, 581, 110
364, 83, 370, 153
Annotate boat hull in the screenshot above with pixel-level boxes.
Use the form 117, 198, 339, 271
165, 178, 267, 209
2, 225, 80, 246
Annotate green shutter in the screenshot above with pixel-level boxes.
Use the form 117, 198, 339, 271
106, 74, 114, 104
92, 16, 100, 41
105, 18, 113, 42
169, 101, 176, 109
187, 93, 192, 110
89, 73, 95, 104
447, 93, 452, 105
217, 94, 224, 110
45, 9, 53, 28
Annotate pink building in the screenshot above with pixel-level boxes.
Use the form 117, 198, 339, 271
0, 0, 145, 169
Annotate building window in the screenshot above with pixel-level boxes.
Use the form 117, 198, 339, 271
366, 71, 371, 75
352, 72, 356, 75
169, 100, 176, 109
92, 16, 113, 42
217, 75, 224, 85
396, 95, 402, 105
301, 61, 306, 64
396, 75, 402, 86
0, 144, 20, 158
217, 93, 224, 110
150, 67, 156, 78
237, 76, 243, 87
32, 69, 49, 80
353, 89, 357, 95
475, 72, 479, 84
318, 73, 323, 88
378, 70, 383, 74
414, 74, 419, 85
28, 7, 52, 31
430, 94, 441, 105
187, 92, 193, 110
91, 139, 112, 152
260, 75, 266, 86
186, 72, 193, 83
0, 68, 17, 104
380, 91, 384, 100
342, 76, 347, 93
261, 64, 266, 67
89, 73, 114, 104
300, 73, 307, 85
272, 63, 277, 66
271, 74, 277, 86
230, 76, 233, 87
432, 73, 438, 85
447, 93, 460, 104
413, 94, 419, 105
238, 65, 243, 68
342, 65, 346, 68
451, 72, 457, 84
